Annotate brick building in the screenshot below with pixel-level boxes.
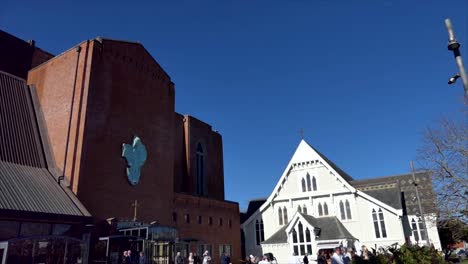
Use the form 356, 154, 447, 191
0, 31, 240, 263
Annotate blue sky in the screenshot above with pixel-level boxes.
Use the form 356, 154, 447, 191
2, 1, 467, 210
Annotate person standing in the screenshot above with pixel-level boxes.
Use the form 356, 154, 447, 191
317, 250, 327, 264
202, 250, 212, 264
122, 251, 128, 264
221, 252, 232, 264
188, 252, 195, 264
331, 247, 344, 264
343, 248, 352, 264
138, 251, 146, 264
193, 253, 201, 264
303, 253, 309, 264
175, 252, 184, 264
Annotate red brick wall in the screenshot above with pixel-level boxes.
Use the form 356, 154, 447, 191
184, 116, 225, 200
27, 37, 239, 261
173, 193, 241, 264
76, 39, 176, 224
27, 40, 93, 194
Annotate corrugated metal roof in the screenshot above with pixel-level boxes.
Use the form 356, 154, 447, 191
0, 71, 45, 167
0, 70, 90, 217
0, 161, 85, 215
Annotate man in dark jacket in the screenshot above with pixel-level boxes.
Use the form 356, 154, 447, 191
221, 252, 231, 264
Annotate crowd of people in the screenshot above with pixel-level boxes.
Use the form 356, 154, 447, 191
175, 250, 232, 264
243, 245, 373, 264
121, 250, 146, 264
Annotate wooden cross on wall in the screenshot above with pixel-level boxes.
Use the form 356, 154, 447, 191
132, 200, 139, 221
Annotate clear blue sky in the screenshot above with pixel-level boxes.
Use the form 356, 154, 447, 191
2, 1, 467, 210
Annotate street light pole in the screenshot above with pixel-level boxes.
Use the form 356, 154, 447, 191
409, 161, 429, 246
444, 18, 468, 97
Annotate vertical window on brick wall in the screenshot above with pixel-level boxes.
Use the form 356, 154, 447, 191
209, 217, 213, 226
198, 216, 202, 224
196, 143, 206, 196
219, 218, 223, 227
172, 212, 177, 223
185, 214, 190, 223
228, 219, 232, 228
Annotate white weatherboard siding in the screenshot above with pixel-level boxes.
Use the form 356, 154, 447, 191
241, 140, 441, 262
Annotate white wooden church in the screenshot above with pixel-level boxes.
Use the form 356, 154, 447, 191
241, 140, 441, 263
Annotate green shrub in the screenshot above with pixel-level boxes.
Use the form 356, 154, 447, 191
352, 244, 447, 264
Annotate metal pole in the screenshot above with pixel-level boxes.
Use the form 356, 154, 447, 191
410, 161, 429, 246
445, 18, 468, 97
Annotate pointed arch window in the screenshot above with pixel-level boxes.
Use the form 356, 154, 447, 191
339, 201, 346, 220
306, 174, 312, 191
345, 200, 352, 219
278, 208, 283, 225
291, 224, 313, 256
312, 176, 317, 191
301, 178, 306, 192
305, 228, 311, 242
324, 203, 329, 216
372, 208, 387, 238
297, 206, 302, 214
255, 219, 265, 245
303, 205, 308, 215
196, 143, 205, 196
298, 222, 304, 242
318, 203, 323, 216
283, 207, 289, 224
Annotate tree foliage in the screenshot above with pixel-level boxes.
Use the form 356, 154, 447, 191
417, 109, 468, 222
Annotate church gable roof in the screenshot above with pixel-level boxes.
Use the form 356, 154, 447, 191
260, 140, 356, 211
300, 214, 355, 241
262, 213, 355, 244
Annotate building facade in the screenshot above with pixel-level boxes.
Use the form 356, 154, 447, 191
241, 140, 441, 263
0, 30, 240, 263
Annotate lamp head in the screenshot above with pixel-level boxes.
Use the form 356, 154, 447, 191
448, 73, 461, 84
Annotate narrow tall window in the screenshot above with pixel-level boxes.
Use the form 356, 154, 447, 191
372, 209, 380, 238
324, 203, 329, 216
292, 228, 298, 243
298, 222, 304, 242
196, 143, 205, 195
305, 228, 311, 242
255, 220, 260, 245
260, 219, 265, 241
297, 206, 302, 214
303, 205, 308, 215
345, 200, 352, 219
283, 207, 288, 224
312, 176, 317, 191
278, 208, 283, 225
418, 217, 427, 240
318, 203, 323, 216
339, 201, 346, 220
301, 178, 306, 192
411, 218, 419, 241
306, 174, 312, 191
378, 209, 387, 238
